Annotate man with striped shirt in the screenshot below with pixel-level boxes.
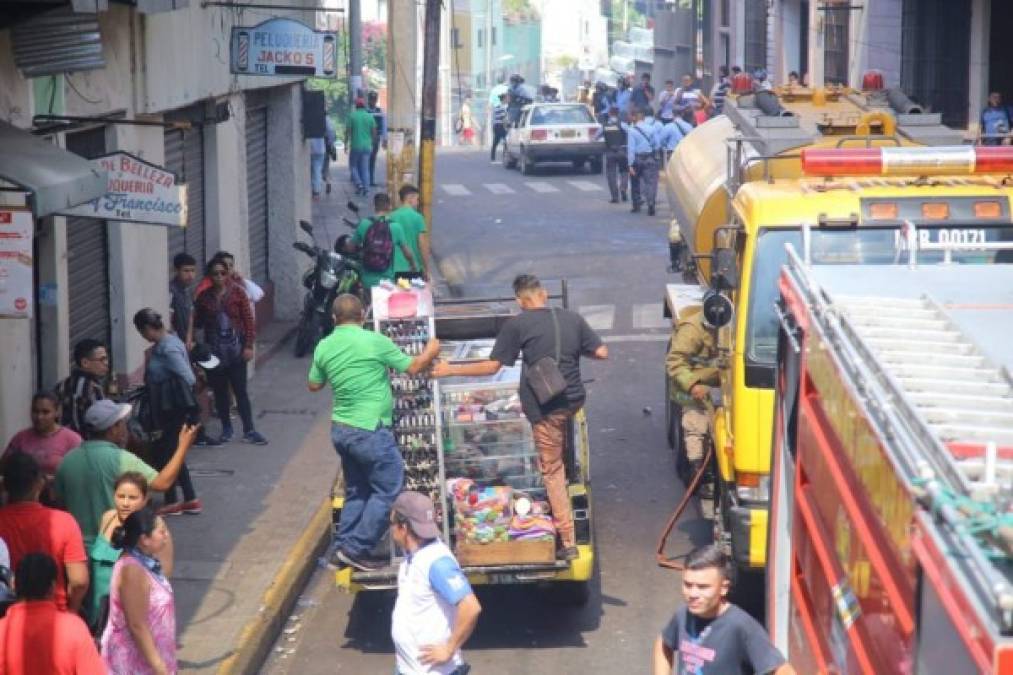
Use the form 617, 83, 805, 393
710, 66, 731, 116
491, 93, 509, 162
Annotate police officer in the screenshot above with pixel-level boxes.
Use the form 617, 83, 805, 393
507, 74, 530, 126
627, 107, 660, 216
601, 104, 628, 203
657, 117, 692, 164
665, 292, 725, 492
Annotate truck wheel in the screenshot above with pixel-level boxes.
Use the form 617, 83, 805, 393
520, 149, 534, 175
545, 580, 590, 606
589, 157, 603, 174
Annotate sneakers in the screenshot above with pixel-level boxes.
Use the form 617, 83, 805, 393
180, 499, 203, 515
647, 206, 656, 216
242, 430, 268, 446
334, 549, 385, 571
218, 426, 234, 444
195, 434, 222, 448
558, 546, 580, 561
609, 196, 619, 204
620, 191, 628, 202
157, 502, 184, 517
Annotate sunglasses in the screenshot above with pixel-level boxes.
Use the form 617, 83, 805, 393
210, 271, 228, 278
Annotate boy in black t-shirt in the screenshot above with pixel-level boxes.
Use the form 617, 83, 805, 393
653, 546, 794, 675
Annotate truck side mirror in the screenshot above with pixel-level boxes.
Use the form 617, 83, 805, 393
711, 247, 739, 290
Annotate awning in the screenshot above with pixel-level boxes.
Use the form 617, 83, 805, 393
0, 121, 108, 217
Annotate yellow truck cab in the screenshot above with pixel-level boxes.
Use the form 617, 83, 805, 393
663, 86, 1013, 573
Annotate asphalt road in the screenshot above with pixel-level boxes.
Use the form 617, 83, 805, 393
264, 149, 716, 674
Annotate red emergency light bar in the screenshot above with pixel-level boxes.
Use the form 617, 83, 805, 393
801, 146, 1013, 176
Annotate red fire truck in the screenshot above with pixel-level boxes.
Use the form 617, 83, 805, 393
766, 234, 1013, 674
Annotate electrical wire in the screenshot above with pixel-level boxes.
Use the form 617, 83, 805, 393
65, 73, 103, 106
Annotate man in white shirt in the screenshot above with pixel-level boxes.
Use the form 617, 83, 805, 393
390, 491, 481, 675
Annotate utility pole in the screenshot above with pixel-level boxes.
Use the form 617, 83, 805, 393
349, 0, 363, 102
419, 0, 441, 228
386, 0, 418, 198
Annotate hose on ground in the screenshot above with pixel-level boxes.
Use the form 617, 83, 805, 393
655, 441, 716, 570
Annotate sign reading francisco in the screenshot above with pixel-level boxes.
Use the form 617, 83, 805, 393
58, 152, 188, 227
230, 18, 337, 78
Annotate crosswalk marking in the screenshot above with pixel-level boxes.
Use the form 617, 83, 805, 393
483, 183, 515, 194
525, 181, 560, 193
442, 184, 472, 196
578, 305, 616, 331
567, 180, 604, 192
632, 303, 671, 330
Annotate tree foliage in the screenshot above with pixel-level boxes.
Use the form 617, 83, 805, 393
307, 22, 387, 138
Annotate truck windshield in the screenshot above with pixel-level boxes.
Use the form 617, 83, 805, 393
746, 225, 1013, 366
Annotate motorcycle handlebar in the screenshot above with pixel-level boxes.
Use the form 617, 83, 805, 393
292, 241, 315, 255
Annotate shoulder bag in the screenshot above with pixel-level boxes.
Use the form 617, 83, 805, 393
526, 308, 568, 405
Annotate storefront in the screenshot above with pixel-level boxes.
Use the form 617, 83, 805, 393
164, 104, 208, 269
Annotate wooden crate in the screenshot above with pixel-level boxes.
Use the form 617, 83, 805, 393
455, 539, 555, 566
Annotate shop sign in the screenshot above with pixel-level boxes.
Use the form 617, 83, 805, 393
0, 208, 34, 319
230, 18, 337, 78
58, 152, 188, 227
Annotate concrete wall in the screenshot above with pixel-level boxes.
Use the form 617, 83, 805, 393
850, 0, 902, 88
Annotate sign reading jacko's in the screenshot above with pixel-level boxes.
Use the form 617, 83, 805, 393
58, 152, 188, 227
230, 18, 337, 77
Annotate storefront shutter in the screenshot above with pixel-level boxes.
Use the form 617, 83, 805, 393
164, 110, 206, 270
245, 106, 269, 283
64, 126, 112, 352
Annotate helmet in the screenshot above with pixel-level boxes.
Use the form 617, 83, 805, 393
701, 290, 733, 329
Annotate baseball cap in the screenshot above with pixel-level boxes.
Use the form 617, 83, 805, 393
392, 491, 441, 540
190, 343, 220, 370
84, 399, 132, 432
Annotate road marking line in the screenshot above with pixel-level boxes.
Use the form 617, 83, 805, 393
483, 183, 515, 194
525, 181, 560, 193
442, 184, 472, 196
578, 304, 615, 331
632, 303, 671, 330
567, 180, 604, 192
603, 333, 670, 343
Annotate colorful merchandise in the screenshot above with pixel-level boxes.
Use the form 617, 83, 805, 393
448, 479, 512, 544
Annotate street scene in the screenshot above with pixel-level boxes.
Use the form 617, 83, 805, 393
0, 1, 1012, 675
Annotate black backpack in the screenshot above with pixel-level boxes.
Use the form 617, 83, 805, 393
361, 217, 394, 272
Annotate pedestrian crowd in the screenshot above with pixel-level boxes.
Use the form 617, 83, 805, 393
0, 242, 278, 672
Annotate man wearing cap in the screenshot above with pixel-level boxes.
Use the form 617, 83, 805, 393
308, 294, 440, 571
390, 491, 481, 675
53, 400, 198, 547
665, 292, 725, 493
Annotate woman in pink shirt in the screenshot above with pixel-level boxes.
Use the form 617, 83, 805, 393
4, 392, 82, 476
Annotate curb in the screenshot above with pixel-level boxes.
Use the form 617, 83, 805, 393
215, 497, 332, 675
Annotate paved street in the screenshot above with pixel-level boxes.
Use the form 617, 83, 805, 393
264, 150, 715, 674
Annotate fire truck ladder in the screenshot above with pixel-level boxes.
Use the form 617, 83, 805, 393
785, 249, 1013, 633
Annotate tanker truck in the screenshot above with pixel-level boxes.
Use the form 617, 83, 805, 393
661, 84, 1013, 575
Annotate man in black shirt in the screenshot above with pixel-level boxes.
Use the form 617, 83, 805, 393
432, 274, 607, 560
54, 339, 108, 434
654, 545, 794, 675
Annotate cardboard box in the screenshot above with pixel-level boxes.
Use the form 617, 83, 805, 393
456, 539, 555, 566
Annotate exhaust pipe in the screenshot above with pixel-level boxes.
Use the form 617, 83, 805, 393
887, 88, 923, 115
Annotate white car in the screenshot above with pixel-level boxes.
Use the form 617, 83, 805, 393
503, 103, 604, 175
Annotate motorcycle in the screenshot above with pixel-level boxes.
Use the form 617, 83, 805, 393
292, 217, 363, 357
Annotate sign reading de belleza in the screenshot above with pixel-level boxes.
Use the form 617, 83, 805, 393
58, 152, 188, 227
230, 18, 337, 78
0, 208, 34, 319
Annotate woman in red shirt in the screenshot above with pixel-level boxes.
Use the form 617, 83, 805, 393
3, 391, 82, 477
193, 258, 267, 446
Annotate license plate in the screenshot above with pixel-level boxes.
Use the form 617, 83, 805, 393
559, 129, 576, 138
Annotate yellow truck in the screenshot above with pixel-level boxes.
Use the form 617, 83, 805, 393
662, 86, 1013, 574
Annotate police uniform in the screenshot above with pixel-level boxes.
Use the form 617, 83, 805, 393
627, 118, 660, 214
601, 116, 629, 202
665, 310, 720, 480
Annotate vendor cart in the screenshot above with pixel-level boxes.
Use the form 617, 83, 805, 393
333, 282, 595, 604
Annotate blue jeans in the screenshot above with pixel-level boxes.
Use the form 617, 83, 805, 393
349, 149, 370, 189
331, 423, 404, 557
310, 152, 326, 195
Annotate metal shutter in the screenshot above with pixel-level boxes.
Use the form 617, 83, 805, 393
900, 0, 970, 128
245, 107, 269, 283
823, 1, 850, 86
743, 0, 768, 75
65, 127, 112, 351
164, 117, 206, 269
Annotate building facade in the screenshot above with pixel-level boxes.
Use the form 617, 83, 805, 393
0, 2, 313, 438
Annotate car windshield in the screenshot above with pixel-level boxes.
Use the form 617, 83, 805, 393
530, 106, 594, 126
746, 224, 1013, 365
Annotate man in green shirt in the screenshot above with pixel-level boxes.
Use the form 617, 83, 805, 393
346, 97, 377, 195
308, 294, 440, 571
390, 184, 432, 281
54, 399, 197, 548
354, 192, 416, 292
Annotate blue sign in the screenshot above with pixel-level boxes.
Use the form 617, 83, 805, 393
230, 18, 337, 78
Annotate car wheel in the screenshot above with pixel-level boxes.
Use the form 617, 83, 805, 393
520, 149, 534, 175
504, 145, 518, 169
589, 157, 603, 174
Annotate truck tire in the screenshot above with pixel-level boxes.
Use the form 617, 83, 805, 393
589, 156, 603, 174
545, 580, 591, 606
520, 149, 534, 175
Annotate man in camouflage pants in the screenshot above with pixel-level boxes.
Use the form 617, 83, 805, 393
665, 307, 720, 493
